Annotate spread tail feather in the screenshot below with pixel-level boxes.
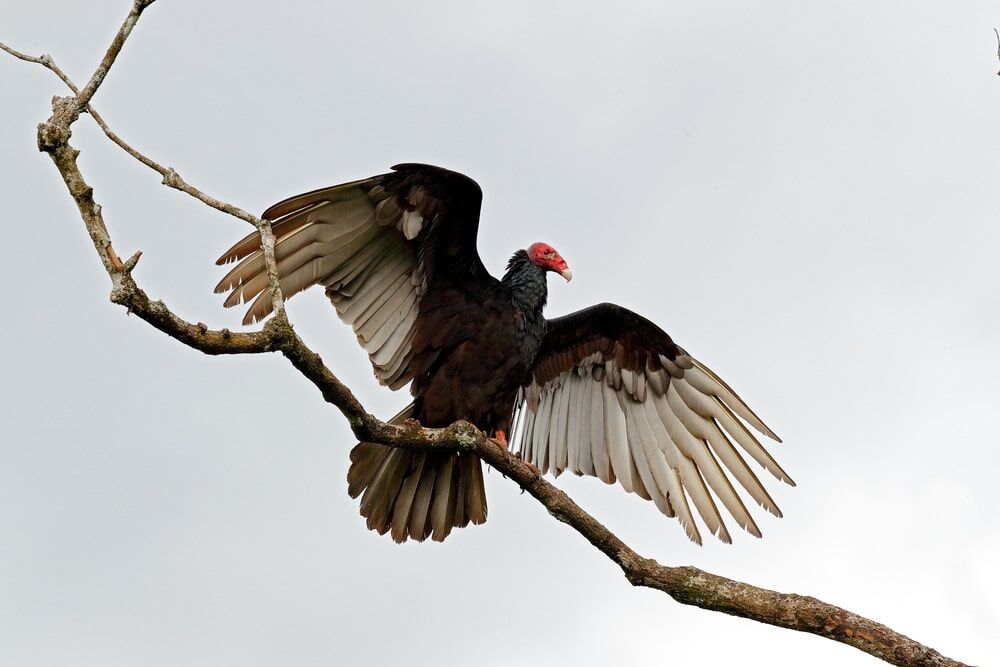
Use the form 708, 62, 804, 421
347, 403, 487, 543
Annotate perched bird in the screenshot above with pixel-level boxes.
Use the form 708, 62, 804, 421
215, 164, 793, 544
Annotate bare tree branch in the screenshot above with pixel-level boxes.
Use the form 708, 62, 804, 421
995, 28, 1000, 75
1, 41, 267, 227
0, 42, 77, 91
1, 4, 971, 666
7, 50, 270, 231
4, 1, 287, 319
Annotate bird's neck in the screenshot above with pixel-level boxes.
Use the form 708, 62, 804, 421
502, 250, 548, 313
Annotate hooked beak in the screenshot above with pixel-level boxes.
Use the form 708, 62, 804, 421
559, 268, 573, 282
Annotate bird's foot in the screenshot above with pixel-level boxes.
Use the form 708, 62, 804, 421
492, 429, 508, 449
511, 448, 541, 477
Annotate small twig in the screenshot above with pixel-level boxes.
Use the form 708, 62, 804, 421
0, 44, 76, 91
0, 10, 287, 322
122, 249, 143, 273
0, 41, 259, 229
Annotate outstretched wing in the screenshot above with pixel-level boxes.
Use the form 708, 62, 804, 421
513, 303, 793, 544
214, 163, 487, 389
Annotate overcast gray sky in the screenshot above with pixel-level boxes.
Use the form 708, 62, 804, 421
2, 1, 999, 665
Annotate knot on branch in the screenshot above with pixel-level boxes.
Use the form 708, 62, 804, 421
109, 271, 138, 307
262, 314, 295, 347
36, 119, 70, 153
621, 555, 664, 587
448, 420, 482, 448
37, 96, 82, 152
427, 421, 487, 454
161, 168, 184, 189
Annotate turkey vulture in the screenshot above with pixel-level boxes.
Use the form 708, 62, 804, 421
215, 163, 793, 545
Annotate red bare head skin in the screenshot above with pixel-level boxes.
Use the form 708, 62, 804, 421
527, 242, 572, 282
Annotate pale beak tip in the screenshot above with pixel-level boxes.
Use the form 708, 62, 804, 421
559, 268, 573, 282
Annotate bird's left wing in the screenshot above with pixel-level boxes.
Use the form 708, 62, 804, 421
513, 303, 793, 544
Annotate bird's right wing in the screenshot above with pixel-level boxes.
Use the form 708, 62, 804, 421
214, 164, 488, 390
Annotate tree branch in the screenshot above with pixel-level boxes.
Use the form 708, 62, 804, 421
994, 28, 1000, 75
1, 5, 970, 666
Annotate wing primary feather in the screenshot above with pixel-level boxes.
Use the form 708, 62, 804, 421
712, 396, 795, 486
642, 398, 728, 543
673, 378, 780, 518
661, 387, 760, 536
704, 418, 782, 519
622, 405, 671, 517
629, 403, 676, 506
634, 401, 700, 543
687, 359, 781, 442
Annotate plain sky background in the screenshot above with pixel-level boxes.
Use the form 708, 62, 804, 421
2, 1, 999, 665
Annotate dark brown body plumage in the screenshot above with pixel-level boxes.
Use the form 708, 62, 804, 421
412, 254, 549, 434
350, 249, 552, 542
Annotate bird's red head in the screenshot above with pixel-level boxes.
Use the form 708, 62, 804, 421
528, 242, 572, 282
